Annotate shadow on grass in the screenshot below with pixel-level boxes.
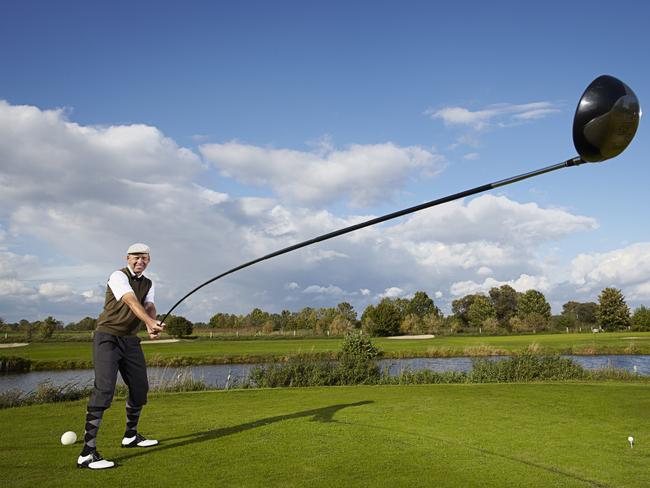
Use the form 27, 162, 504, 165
114, 400, 373, 463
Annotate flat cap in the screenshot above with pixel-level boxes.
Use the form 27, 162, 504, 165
127, 243, 151, 254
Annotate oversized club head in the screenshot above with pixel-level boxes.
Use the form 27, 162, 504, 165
573, 75, 641, 163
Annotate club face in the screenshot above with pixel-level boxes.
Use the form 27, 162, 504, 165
573, 75, 641, 162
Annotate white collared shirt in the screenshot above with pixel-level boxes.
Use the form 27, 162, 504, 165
107, 266, 155, 303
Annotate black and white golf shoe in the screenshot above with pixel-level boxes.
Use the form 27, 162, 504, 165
121, 432, 159, 448
77, 451, 115, 470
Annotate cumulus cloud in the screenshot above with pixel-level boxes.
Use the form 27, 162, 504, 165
200, 141, 446, 207
303, 285, 346, 296
570, 243, 650, 300
450, 274, 552, 297
379, 287, 407, 299
428, 101, 561, 130
2, 99, 645, 322
38, 282, 75, 300
0, 101, 203, 213
387, 195, 597, 247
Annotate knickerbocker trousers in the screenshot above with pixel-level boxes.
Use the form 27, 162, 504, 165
88, 332, 149, 409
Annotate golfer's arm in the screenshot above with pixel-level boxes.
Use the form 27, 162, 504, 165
121, 292, 156, 325
144, 301, 157, 320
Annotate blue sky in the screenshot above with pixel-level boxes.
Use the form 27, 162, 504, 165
0, 0, 648, 322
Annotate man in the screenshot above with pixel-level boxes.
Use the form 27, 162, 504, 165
77, 243, 165, 470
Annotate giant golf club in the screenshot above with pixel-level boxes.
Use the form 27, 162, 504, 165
160, 75, 640, 324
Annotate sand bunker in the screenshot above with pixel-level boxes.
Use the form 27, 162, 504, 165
0, 343, 29, 348
140, 338, 180, 344
386, 334, 435, 340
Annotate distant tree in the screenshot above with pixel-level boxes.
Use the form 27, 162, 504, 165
597, 288, 631, 331
362, 299, 401, 337
261, 320, 275, 334
278, 309, 294, 330
467, 295, 496, 329
481, 317, 501, 334
631, 306, 650, 331
209, 313, 230, 328
165, 315, 193, 338
562, 301, 598, 325
316, 307, 338, 335
246, 308, 269, 328
444, 316, 463, 334
407, 291, 441, 319
67, 316, 97, 331
423, 313, 445, 334
336, 302, 357, 324
577, 302, 598, 324
393, 298, 411, 322
554, 313, 576, 331
39, 316, 61, 339
400, 314, 423, 335
19, 319, 33, 340
329, 315, 354, 335
489, 285, 519, 327
452, 294, 481, 327
518, 290, 551, 319
295, 307, 318, 330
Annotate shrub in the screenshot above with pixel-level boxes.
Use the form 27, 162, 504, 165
336, 332, 381, 385
247, 355, 337, 388
469, 353, 586, 383
165, 315, 193, 338
246, 333, 382, 388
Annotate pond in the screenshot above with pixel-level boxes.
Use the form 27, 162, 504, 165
1, 355, 649, 394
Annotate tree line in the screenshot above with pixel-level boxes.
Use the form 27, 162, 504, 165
1, 286, 649, 339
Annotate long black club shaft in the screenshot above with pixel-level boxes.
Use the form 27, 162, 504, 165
160, 156, 584, 324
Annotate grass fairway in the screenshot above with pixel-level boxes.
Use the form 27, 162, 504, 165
1, 383, 649, 487
5, 331, 650, 369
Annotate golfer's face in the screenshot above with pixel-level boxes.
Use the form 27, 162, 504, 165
127, 253, 150, 274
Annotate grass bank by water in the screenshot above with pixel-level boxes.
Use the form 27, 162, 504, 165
2, 331, 649, 371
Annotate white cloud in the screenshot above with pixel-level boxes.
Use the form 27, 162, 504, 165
387, 195, 597, 247
428, 101, 561, 130
450, 274, 552, 297
303, 285, 346, 296
464, 152, 480, 160
570, 243, 650, 299
38, 282, 75, 300
379, 287, 406, 299
200, 141, 446, 207
2, 99, 645, 322
82, 289, 105, 304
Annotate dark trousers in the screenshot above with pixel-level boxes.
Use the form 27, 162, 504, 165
88, 332, 149, 409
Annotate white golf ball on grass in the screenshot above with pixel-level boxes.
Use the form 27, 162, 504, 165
60, 431, 77, 446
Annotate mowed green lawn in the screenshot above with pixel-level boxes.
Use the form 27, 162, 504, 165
7, 331, 650, 366
1, 383, 648, 487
